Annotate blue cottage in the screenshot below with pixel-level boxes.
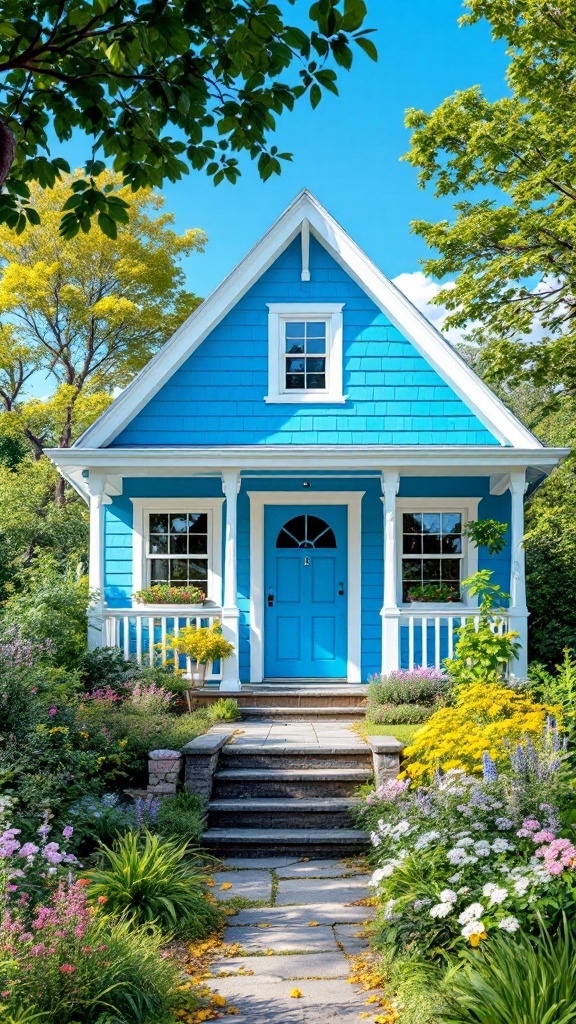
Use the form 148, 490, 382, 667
48, 191, 566, 688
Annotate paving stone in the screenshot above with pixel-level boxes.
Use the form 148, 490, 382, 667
227, 902, 373, 926
206, 976, 364, 1005
334, 922, 371, 955
277, 860, 368, 878
211, 869, 272, 901
210, 950, 350, 979
222, 924, 337, 953
223, 856, 300, 869
275, 876, 369, 905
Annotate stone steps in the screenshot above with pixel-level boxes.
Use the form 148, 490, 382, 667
241, 706, 365, 721
213, 767, 372, 799
201, 827, 368, 858
208, 796, 358, 829
220, 745, 371, 771
189, 687, 367, 710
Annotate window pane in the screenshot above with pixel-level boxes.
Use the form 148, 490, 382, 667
188, 533, 208, 555
286, 373, 305, 389
188, 514, 208, 534
187, 559, 208, 580
285, 321, 305, 339
422, 559, 441, 581
442, 513, 462, 535
403, 534, 421, 554
442, 535, 462, 554
286, 341, 305, 354
402, 559, 421, 581
151, 559, 168, 582
306, 356, 325, 373
306, 372, 326, 389
306, 336, 326, 354
306, 321, 326, 338
149, 534, 168, 554
442, 559, 461, 580
423, 534, 441, 554
170, 534, 188, 555
422, 513, 441, 534
170, 514, 188, 534
149, 513, 168, 534
403, 513, 422, 533
286, 357, 305, 373
171, 559, 189, 581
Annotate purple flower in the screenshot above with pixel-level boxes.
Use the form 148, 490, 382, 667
482, 752, 498, 782
37, 824, 51, 838
18, 843, 39, 858
48, 708, 57, 717
62, 826, 73, 840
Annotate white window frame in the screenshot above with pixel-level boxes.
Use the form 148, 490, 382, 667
396, 497, 480, 609
130, 498, 224, 604
265, 302, 345, 404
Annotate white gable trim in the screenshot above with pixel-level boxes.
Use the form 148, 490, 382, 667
74, 190, 542, 450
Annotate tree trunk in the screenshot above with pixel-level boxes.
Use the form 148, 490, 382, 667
0, 120, 15, 189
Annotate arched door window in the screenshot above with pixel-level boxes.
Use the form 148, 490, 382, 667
276, 514, 337, 549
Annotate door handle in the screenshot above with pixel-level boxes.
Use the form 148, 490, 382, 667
338, 581, 345, 596
267, 589, 275, 607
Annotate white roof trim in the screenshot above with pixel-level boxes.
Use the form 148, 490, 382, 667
74, 189, 542, 451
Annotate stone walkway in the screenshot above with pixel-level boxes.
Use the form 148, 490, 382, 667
207, 856, 377, 1023
220, 720, 369, 747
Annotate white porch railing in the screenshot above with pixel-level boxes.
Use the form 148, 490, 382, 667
103, 605, 223, 681
399, 608, 510, 671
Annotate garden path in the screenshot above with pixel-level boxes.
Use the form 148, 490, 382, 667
207, 856, 380, 1023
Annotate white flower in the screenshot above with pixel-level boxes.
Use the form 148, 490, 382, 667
499, 916, 520, 933
369, 862, 399, 885
457, 886, 471, 895
414, 830, 441, 851
461, 919, 485, 938
455, 837, 474, 848
430, 902, 454, 919
458, 903, 485, 925
474, 841, 491, 858
383, 899, 397, 921
471, 822, 486, 831
492, 838, 514, 853
514, 878, 530, 896
484, 884, 508, 906
370, 832, 381, 848
392, 820, 411, 836
447, 847, 478, 866
439, 889, 458, 904
378, 820, 391, 836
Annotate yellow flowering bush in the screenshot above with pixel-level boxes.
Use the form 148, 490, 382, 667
168, 621, 234, 664
403, 681, 559, 784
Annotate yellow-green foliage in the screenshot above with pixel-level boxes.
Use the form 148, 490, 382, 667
403, 681, 558, 784
168, 621, 234, 664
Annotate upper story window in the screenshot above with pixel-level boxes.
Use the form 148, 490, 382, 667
265, 303, 345, 404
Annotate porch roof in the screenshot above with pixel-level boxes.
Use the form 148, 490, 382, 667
46, 443, 568, 502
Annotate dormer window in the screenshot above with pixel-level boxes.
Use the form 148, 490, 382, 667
265, 302, 345, 404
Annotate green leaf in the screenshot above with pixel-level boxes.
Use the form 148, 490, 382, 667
309, 83, 322, 108
342, 0, 367, 32
355, 35, 377, 61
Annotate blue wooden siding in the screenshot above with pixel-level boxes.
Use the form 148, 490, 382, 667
111, 236, 499, 447
102, 474, 510, 682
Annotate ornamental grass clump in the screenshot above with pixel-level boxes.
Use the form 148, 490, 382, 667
402, 680, 557, 784
84, 829, 221, 937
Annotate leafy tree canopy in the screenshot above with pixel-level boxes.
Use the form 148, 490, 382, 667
0, 0, 376, 238
0, 171, 203, 453
404, 0, 576, 399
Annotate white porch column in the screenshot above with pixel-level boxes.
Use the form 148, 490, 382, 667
86, 473, 106, 650
220, 469, 241, 691
508, 469, 529, 678
381, 470, 401, 673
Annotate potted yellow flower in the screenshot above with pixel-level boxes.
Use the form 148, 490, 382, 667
167, 621, 234, 689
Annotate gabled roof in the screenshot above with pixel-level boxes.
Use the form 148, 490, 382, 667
75, 189, 542, 450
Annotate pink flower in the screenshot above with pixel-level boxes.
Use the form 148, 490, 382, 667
548, 861, 564, 875
533, 830, 555, 844
19, 843, 39, 858
48, 708, 57, 716
521, 819, 540, 832
59, 963, 75, 973
30, 944, 46, 956
365, 794, 375, 805
62, 826, 73, 840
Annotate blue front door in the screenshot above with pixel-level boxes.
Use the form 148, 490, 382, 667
264, 505, 348, 679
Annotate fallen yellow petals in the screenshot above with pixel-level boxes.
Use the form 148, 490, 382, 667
220, 882, 233, 891
227, 1009, 239, 1016
206, 879, 215, 887
290, 988, 303, 998
307, 921, 319, 927
211, 993, 227, 1007
257, 922, 271, 928
264, 949, 274, 956
365, 995, 380, 1004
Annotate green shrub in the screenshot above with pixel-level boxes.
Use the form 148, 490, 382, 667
154, 791, 206, 845
79, 646, 134, 694
442, 917, 576, 1024
367, 669, 448, 709
206, 697, 241, 722
85, 829, 221, 937
367, 702, 434, 725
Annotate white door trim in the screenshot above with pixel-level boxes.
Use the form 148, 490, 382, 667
247, 491, 364, 683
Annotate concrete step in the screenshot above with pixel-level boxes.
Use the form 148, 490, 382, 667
189, 688, 368, 710
241, 706, 365, 721
212, 767, 373, 799
220, 746, 372, 771
201, 826, 368, 858
208, 797, 358, 829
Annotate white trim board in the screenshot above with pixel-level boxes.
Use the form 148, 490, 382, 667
247, 491, 364, 683
394, 496, 480, 609
129, 498, 224, 603
71, 190, 543, 451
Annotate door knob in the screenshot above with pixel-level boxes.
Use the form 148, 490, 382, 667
267, 589, 275, 607
338, 581, 344, 596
